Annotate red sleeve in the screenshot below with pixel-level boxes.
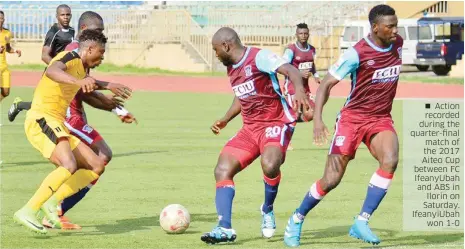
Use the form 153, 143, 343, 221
65, 41, 79, 51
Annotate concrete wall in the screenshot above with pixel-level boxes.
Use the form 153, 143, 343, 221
7, 42, 205, 72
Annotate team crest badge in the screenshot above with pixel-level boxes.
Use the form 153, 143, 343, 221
335, 136, 345, 146
367, 60, 375, 66
397, 47, 402, 59
244, 65, 252, 77
82, 124, 94, 134
296, 56, 301, 60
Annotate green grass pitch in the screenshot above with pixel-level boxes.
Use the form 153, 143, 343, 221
1, 88, 463, 248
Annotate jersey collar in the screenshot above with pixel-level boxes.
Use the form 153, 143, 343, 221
295, 42, 310, 52
232, 47, 251, 69
364, 35, 392, 52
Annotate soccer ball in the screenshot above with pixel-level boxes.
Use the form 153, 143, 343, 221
159, 204, 190, 234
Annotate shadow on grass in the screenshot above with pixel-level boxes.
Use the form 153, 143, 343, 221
235, 226, 463, 248
57, 213, 217, 236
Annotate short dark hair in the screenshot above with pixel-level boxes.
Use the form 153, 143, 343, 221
78, 29, 107, 47
78, 11, 103, 29
369, 4, 396, 25
56, 4, 71, 13
296, 23, 308, 30
0, 11, 4, 15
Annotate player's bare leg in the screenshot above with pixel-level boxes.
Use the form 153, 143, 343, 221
46, 139, 112, 230
0, 87, 9, 102
260, 145, 285, 238
201, 153, 240, 244
284, 154, 351, 247
14, 138, 79, 233
41, 142, 105, 229
349, 131, 398, 245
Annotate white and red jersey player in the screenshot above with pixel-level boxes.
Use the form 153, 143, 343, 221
221, 47, 296, 168
63, 41, 133, 146
328, 34, 403, 158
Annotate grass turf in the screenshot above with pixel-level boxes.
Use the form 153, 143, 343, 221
1, 88, 463, 248
8, 63, 464, 85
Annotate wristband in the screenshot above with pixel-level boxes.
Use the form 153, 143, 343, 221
112, 106, 129, 116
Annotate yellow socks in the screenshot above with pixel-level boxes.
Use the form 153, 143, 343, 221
53, 169, 100, 203
26, 167, 71, 211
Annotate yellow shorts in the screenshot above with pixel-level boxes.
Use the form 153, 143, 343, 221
24, 112, 81, 159
0, 65, 10, 88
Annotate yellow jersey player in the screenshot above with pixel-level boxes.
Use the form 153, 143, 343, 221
0, 10, 21, 102
13, 29, 132, 234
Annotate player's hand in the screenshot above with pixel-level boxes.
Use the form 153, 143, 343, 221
211, 119, 228, 135
292, 89, 310, 113
78, 77, 97, 93
313, 120, 330, 146
108, 83, 132, 100
301, 69, 310, 79
109, 94, 125, 108
0, 46, 4, 53
119, 113, 138, 125
15, 49, 22, 57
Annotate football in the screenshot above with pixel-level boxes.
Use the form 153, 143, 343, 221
159, 204, 190, 234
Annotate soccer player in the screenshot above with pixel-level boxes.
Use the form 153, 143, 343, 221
13, 29, 132, 234
40, 11, 137, 230
0, 10, 22, 102
283, 23, 319, 122
201, 27, 310, 244
283, 5, 402, 247
42, 4, 74, 64
282, 23, 319, 150
8, 4, 74, 119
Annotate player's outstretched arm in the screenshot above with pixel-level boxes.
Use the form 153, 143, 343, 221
45, 60, 97, 93
211, 96, 241, 135
313, 74, 339, 146
81, 91, 122, 111
276, 63, 310, 112
94, 79, 132, 100
313, 47, 359, 145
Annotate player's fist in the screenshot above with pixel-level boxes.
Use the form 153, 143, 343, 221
211, 119, 228, 135
313, 120, 330, 146
0, 46, 4, 53
119, 113, 138, 124
301, 69, 310, 79
15, 49, 22, 57
108, 83, 132, 100
78, 77, 97, 93
293, 89, 310, 113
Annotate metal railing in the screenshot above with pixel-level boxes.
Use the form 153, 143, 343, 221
3, 3, 378, 71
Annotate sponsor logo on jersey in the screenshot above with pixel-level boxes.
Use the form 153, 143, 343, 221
233, 80, 256, 99
298, 62, 313, 70
367, 60, 375, 66
372, 65, 401, 83
244, 65, 252, 77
